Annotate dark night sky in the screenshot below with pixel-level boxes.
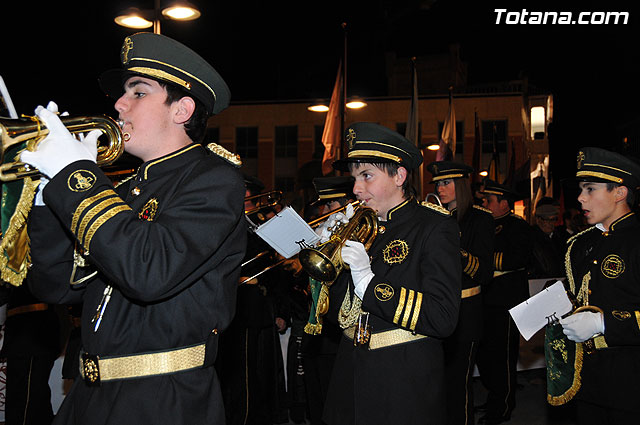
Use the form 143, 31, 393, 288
2, 0, 639, 187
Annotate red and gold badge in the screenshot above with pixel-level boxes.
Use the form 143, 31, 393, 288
138, 198, 159, 221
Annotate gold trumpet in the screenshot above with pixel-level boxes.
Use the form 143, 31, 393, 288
298, 205, 379, 283
0, 115, 124, 182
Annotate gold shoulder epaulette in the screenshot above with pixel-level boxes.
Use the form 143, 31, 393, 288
206, 143, 242, 168
567, 225, 598, 245
421, 201, 451, 216
473, 204, 493, 215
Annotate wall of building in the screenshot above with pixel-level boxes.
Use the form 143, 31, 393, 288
208, 93, 549, 203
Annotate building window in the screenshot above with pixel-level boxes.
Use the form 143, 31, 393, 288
437, 121, 464, 154
275, 125, 298, 158
313, 125, 325, 159
481, 120, 507, 153
236, 127, 258, 159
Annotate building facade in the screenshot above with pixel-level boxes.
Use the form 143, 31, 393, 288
208, 84, 553, 218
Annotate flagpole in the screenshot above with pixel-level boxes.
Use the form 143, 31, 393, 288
340, 22, 347, 167
472, 109, 482, 185
405, 57, 423, 200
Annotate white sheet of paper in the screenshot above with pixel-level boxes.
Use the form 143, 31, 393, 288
509, 280, 573, 341
255, 206, 320, 259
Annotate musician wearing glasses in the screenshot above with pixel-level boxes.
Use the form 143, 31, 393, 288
321, 122, 461, 425
427, 161, 495, 425
20, 33, 246, 424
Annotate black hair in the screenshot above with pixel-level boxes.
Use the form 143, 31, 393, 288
605, 182, 637, 208
160, 82, 209, 143
347, 161, 416, 199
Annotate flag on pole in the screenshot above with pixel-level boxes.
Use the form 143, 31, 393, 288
405, 58, 423, 199
321, 60, 345, 176
487, 122, 500, 181
436, 87, 456, 161
472, 110, 482, 184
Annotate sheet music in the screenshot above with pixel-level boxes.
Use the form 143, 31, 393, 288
509, 280, 573, 341
255, 206, 320, 258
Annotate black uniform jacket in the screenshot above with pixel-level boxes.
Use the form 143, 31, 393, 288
324, 199, 461, 425
27, 144, 246, 425
565, 212, 640, 412
451, 205, 495, 341
483, 212, 532, 309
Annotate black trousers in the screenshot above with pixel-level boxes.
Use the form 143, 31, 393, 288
576, 399, 638, 425
5, 355, 55, 425
475, 307, 520, 420
443, 339, 478, 425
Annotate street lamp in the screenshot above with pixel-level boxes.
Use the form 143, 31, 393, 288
307, 97, 368, 113
115, 1, 201, 34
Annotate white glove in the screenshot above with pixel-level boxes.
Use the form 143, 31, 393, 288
20, 104, 100, 179
560, 311, 605, 342
342, 240, 374, 300
31, 103, 63, 206
315, 203, 355, 243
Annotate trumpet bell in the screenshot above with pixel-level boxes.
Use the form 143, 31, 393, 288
299, 206, 379, 283
298, 240, 341, 282
0, 114, 124, 182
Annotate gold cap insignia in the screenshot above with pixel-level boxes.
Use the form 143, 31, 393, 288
577, 151, 585, 169
122, 37, 134, 65
68, 170, 96, 192
346, 128, 357, 150
383, 239, 409, 265
601, 254, 625, 278
374, 283, 394, 301
138, 198, 159, 221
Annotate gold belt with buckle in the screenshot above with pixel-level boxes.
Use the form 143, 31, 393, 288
343, 325, 427, 350
80, 342, 208, 386
461, 285, 481, 299
7, 303, 48, 317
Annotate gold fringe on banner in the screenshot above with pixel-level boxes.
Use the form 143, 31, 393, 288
0, 178, 39, 286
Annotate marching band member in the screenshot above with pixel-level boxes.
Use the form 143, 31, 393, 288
427, 161, 495, 425
302, 176, 356, 425
322, 122, 461, 425
558, 147, 640, 424
475, 179, 532, 425
217, 175, 288, 425
22, 33, 246, 424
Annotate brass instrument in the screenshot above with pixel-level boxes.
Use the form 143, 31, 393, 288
0, 115, 124, 181
244, 190, 282, 229
239, 201, 359, 285
298, 205, 379, 283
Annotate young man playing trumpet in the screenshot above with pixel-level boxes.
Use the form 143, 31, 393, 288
21, 33, 246, 424
321, 122, 461, 425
